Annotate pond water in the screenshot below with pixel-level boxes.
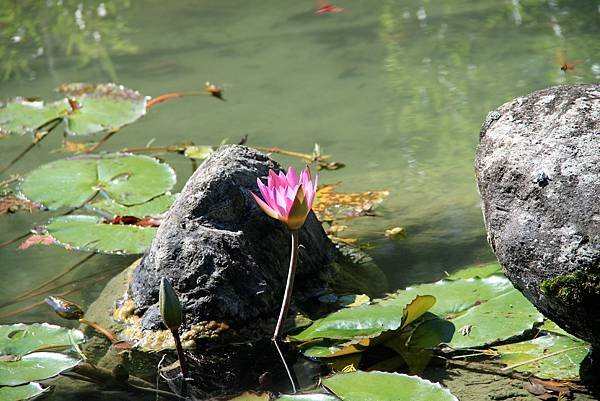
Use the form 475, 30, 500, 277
0, 0, 598, 398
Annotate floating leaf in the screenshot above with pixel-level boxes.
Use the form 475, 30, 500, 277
395, 276, 543, 349
0, 382, 49, 401
229, 392, 271, 401
384, 227, 406, 239
57, 83, 147, 137
444, 262, 503, 280
278, 394, 340, 401
47, 215, 157, 254
0, 98, 68, 136
384, 314, 454, 374
313, 184, 388, 222
0, 352, 81, 386
0, 323, 84, 357
184, 145, 214, 160
21, 154, 176, 209
293, 295, 435, 342
495, 333, 590, 380
89, 194, 176, 218
322, 371, 458, 401
18, 235, 56, 250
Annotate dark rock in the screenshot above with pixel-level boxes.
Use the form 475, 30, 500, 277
475, 84, 600, 346
130, 145, 338, 332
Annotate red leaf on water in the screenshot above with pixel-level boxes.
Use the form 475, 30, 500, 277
18, 234, 56, 250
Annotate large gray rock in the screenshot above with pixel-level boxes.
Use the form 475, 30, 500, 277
131, 145, 337, 331
476, 84, 600, 346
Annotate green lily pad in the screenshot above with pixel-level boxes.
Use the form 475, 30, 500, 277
228, 392, 271, 401
0, 382, 48, 401
58, 83, 147, 137
447, 287, 543, 349
89, 194, 176, 218
384, 313, 454, 374
495, 333, 590, 380
21, 154, 176, 209
322, 371, 458, 401
0, 352, 81, 386
293, 295, 435, 341
393, 276, 543, 348
0, 323, 84, 357
444, 262, 503, 280
278, 394, 340, 401
47, 215, 157, 254
0, 98, 68, 136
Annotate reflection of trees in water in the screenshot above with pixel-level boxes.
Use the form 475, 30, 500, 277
378, 0, 598, 193
0, 0, 137, 81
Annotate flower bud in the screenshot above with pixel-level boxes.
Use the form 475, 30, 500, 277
159, 278, 183, 330
45, 295, 84, 320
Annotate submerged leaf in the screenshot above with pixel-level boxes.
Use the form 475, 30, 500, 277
0, 98, 68, 136
0, 323, 84, 357
57, 83, 147, 136
0, 382, 49, 401
47, 215, 157, 254
322, 371, 458, 401
313, 184, 388, 222
0, 352, 81, 386
21, 154, 176, 210
495, 333, 590, 380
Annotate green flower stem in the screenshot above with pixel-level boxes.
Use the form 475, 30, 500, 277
170, 327, 189, 397
273, 229, 299, 340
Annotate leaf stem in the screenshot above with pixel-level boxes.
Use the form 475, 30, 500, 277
79, 318, 119, 344
273, 229, 299, 340
0, 117, 62, 176
146, 91, 208, 110
85, 128, 120, 154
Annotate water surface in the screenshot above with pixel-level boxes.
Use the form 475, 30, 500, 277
0, 0, 598, 397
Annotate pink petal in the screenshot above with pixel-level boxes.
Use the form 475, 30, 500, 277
251, 192, 280, 220
257, 178, 271, 204
286, 166, 299, 187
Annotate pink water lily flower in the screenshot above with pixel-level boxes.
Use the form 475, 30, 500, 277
252, 166, 318, 230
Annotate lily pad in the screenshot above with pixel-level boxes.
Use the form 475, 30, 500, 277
0, 352, 81, 386
293, 295, 435, 341
444, 262, 503, 280
495, 333, 590, 380
0, 98, 68, 136
89, 194, 176, 218
21, 154, 176, 209
57, 83, 147, 137
278, 394, 340, 401
0, 323, 84, 357
397, 276, 543, 349
322, 371, 458, 401
0, 382, 48, 401
47, 215, 157, 254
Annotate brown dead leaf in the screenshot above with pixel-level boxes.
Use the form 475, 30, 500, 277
313, 184, 388, 222
0, 195, 38, 215
61, 139, 94, 153
18, 234, 56, 250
